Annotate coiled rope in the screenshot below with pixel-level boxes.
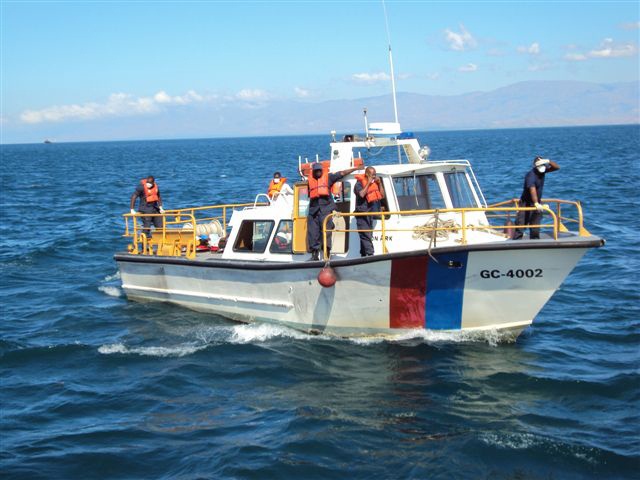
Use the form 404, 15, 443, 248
412, 212, 461, 263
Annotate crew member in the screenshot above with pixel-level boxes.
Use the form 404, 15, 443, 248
354, 167, 385, 257
267, 172, 293, 199
130, 176, 165, 239
307, 163, 359, 260
513, 157, 560, 240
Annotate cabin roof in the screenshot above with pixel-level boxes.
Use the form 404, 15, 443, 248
351, 160, 471, 176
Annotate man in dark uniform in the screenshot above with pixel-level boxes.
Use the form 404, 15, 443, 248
354, 166, 385, 257
513, 157, 560, 240
307, 163, 359, 260
130, 176, 165, 239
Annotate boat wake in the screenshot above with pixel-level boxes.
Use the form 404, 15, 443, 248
98, 271, 123, 297
98, 342, 206, 357
98, 285, 123, 297
97, 322, 515, 358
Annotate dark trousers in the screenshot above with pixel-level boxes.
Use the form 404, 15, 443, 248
356, 216, 374, 256
307, 203, 335, 252
140, 208, 162, 238
513, 204, 542, 240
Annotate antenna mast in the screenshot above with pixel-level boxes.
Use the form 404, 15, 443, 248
382, 0, 399, 124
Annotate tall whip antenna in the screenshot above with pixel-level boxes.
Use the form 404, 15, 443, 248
382, 0, 399, 124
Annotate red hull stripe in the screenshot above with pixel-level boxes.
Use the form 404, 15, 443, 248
389, 256, 428, 328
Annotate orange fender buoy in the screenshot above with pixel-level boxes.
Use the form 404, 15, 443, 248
318, 266, 337, 288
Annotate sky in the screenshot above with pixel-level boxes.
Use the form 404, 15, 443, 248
1, 0, 638, 143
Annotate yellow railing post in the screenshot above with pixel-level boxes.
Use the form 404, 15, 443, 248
380, 211, 388, 254
461, 209, 467, 245
322, 214, 330, 260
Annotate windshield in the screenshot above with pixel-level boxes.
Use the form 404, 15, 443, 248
392, 174, 446, 211
443, 172, 478, 208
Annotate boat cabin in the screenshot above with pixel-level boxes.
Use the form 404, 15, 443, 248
220, 132, 496, 262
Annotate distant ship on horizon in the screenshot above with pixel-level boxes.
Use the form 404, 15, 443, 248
44, 139, 53, 144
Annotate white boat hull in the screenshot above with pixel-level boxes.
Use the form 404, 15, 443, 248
116, 243, 593, 337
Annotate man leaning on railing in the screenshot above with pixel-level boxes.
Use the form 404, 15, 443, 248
513, 157, 560, 240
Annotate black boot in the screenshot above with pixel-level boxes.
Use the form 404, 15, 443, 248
309, 250, 319, 261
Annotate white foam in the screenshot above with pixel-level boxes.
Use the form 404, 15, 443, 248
98, 342, 205, 357
98, 286, 122, 298
481, 432, 538, 450
228, 323, 314, 343
345, 328, 511, 346
169, 321, 513, 347
103, 271, 121, 282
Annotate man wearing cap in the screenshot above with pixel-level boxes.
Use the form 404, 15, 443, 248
307, 163, 359, 260
513, 157, 560, 240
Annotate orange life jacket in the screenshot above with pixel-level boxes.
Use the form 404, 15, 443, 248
356, 175, 383, 203
308, 171, 330, 199
267, 177, 287, 197
140, 179, 159, 203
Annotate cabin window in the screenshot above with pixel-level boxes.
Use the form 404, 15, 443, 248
297, 185, 309, 216
333, 181, 352, 211
270, 220, 293, 254
443, 172, 477, 208
392, 174, 446, 211
233, 220, 274, 253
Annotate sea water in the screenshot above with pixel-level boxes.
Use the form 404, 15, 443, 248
1, 125, 639, 478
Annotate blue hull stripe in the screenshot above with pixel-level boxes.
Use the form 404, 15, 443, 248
425, 252, 469, 330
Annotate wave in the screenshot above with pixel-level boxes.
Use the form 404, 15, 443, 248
95, 322, 515, 360
98, 343, 206, 357
103, 271, 121, 282
98, 286, 122, 298
346, 327, 515, 346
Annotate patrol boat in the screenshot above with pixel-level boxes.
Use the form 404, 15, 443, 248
114, 116, 604, 339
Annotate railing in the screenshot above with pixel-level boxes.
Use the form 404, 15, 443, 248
320, 200, 592, 259
487, 198, 591, 237
167, 202, 266, 232
123, 202, 266, 259
123, 212, 198, 259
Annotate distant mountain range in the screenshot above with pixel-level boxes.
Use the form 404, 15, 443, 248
5, 80, 639, 144
220, 80, 639, 135
136, 80, 640, 139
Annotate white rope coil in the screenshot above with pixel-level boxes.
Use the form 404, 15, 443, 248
412, 218, 460, 242
183, 219, 224, 237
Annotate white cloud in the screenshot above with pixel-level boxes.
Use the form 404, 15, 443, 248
236, 89, 269, 101
153, 89, 205, 105
564, 52, 587, 61
426, 72, 440, 80
589, 38, 637, 58
294, 86, 311, 98
620, 21, 640, 30
19, 90, 216, 124
444, 24, 477, 51
565, 38, 638, 62
517, 42, 540, 55
351, 72, 390, 84
458, 63, 478, 72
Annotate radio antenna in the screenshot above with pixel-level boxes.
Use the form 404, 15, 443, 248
382, 0, 399, 124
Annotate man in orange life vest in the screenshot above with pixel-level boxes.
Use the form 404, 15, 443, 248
307, 162, 359, 261
354, 166, 385, 257
267, 171, 293, 199
130, 176, 165, 239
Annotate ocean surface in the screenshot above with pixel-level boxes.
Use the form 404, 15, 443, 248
1, 125, 639, 479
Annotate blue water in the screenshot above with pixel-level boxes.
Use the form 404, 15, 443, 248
1, 125, 639, 479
